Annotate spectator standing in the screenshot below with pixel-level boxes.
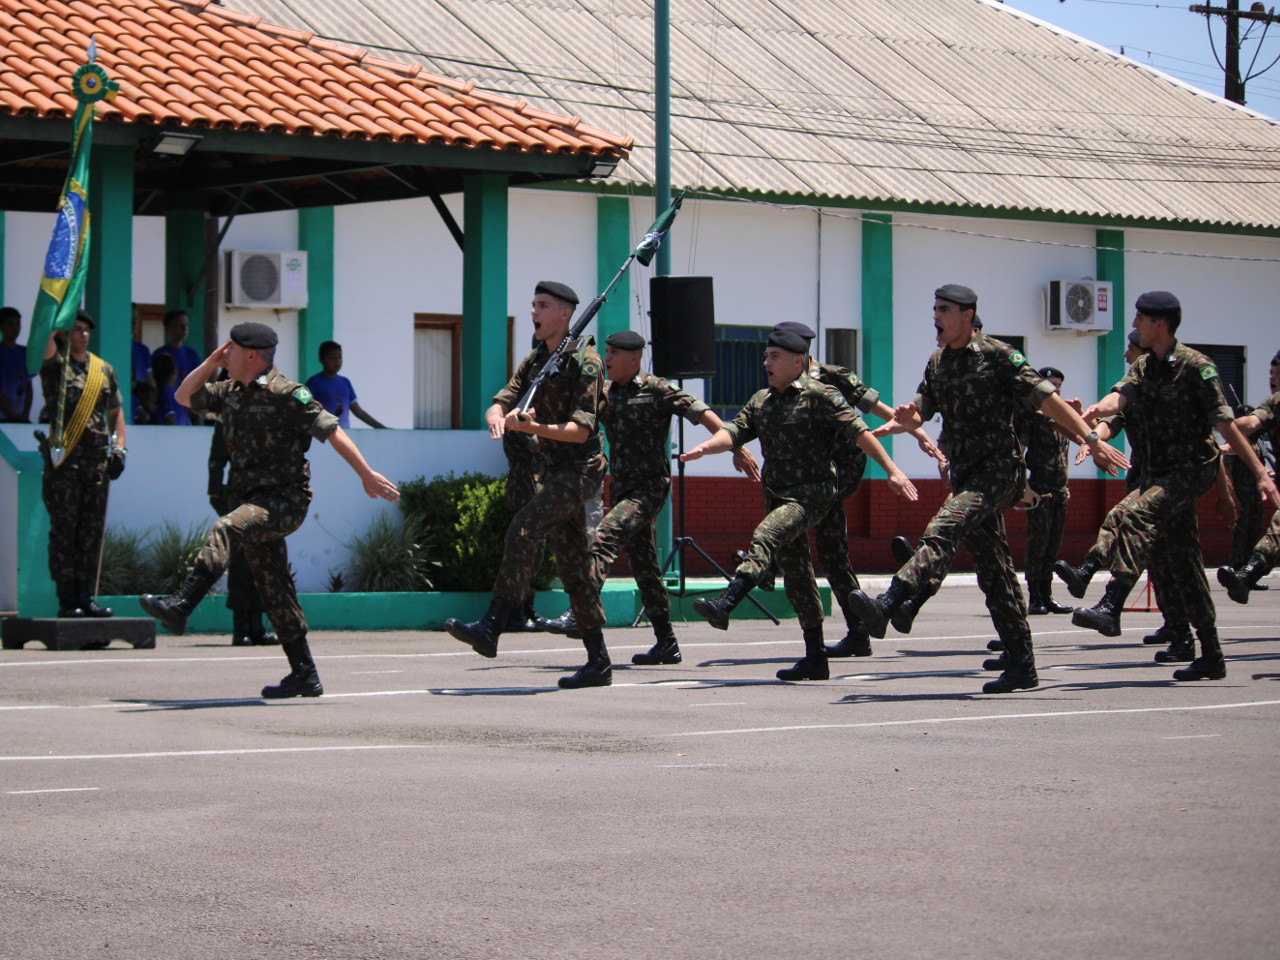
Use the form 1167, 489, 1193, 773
0, 306, 33, 423
305, 341, 387, 429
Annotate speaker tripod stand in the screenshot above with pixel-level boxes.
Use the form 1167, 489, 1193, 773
632, 399, 779, 627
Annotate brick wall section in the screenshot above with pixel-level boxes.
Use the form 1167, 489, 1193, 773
636, 476, 1265, 578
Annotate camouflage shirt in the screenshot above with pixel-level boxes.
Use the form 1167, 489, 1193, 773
812, 362, 877, 485
601, 371, 708, 499
39, 352, 122, 465
1114, 339, 1232, 474
1251, 390, 1280, 448
493, 337, 606, 469
1015, 403, 1070, 495
912, 334, 1055, 488
725, 372, 868, 504
189, 370, 339, 505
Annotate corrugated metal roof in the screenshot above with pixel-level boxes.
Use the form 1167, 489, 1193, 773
226, 0, 1280, 229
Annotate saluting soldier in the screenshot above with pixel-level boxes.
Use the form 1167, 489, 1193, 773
1217, 348, 1280, 603
140, 322, 399, 698
39, 310, 126, 618
864, 284, 1128, 694
445, 282, 613, 689
541, 329, 759, 665
1014, 366, 1073, 616
1072, 293, 1278, 681
680, 327, 918, 682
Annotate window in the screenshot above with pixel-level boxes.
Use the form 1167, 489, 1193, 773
988, 334, 1026, 355
824, 328, 858, 373
1188, 343, 1246, 409
413, 313, 517, 429
709, 324, 770, 419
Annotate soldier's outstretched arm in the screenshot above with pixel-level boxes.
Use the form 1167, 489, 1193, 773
697, 410, 760, 480
680, 429, 735, 463
1218, 419, 1280, 508
1082, 391, 1127, 423
327, 427, 400, 502
854, 431, 918, 501
1041, 392, 1129, 476
866, 398, 941, 462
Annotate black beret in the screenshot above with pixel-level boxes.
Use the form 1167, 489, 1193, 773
767, 329, 809, 354
773, 321, 816, 341
229, 321, 278, 350
971, 315, 983, 331
1134, 290, 1180, 316
1038, 366, 1065, 381
535, 280, 579, 306
74, 308, 95, 330
605, 330, 646, 350
934, 283, 978, 307
1127, 329, 1143, 347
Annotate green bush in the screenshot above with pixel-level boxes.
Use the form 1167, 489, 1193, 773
98, 524, 154, 596
147, 519, 212, 594
344, 511, 435, 592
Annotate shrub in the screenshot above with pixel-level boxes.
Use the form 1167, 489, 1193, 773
98, 524, 154, 596
344, 511, 434, 593
147, 519, 212, 594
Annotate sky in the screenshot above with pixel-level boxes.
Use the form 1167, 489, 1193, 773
1002, 0, 1280, 120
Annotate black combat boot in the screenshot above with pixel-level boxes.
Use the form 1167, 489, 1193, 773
444, 597, 511, 658
846, 578, 911, 640
1153, 626, 1196, 663
1173, 627, 1227, 681
1217, 557, 1266, 605
139, 568, 220, 636
824, 624, 871, 658
1143, 621, 1189, 645
539, 609, 581, 638
632, 617, 681, 665
890, 535, 914, 566
76, 581, 113, 618
1054, 556, 1100, 600
987, 638, 1005, 652
262, 637, 324, 698
733, 551, 773, 591
503, 598, 538, 633
1070, 578, 1133, 638
982, 636, 1038, 693
231, 609, 253, 646
56, 581, 84, 618
1026, 580, 1048, 616
890, 578, 939, 635
693, 576, 752, 631
246, 611, 278, 646
777, 627, 830, 681
1040, 578, 1073, 615
559, 628, 613, 688
983, 651, 1011, 671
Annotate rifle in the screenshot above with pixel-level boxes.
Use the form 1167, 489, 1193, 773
514, 193, 684, 415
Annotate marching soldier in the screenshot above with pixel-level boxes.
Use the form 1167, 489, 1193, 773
140, 322, 399, 698
445, 282, 612, 689
1072, 293, 1278, 681
863, 284, 1128, 694
680, 327, 918, 682
39, 310, 126, 618
1015, 366, 1073, 616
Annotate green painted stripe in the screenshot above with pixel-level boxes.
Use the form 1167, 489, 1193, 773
298, 206, 335, 379
862, 213, 894, 477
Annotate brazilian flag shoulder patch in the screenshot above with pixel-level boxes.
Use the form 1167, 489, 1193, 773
581, 358, 601, 378
1201, 365, 1218, 380
292, 386, 313, 403
1009, 351, 1027, 367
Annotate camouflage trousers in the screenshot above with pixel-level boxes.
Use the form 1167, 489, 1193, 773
736, 495, 829, 631
1244, 508, 1280, 574
506, 456, 545, 604
1230, 473, 1265, 569
814, 474, 864, 629
1024, 490, 1067, 582
1102, 460, 1218, 631
223, 534, 265, 614
42, 458, 109, 583
897, 467, 1032, 652
493, 460, 605, 630
192, 496, 309, 642
589, 489, 670, 620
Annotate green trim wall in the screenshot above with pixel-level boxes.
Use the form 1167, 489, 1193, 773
85, 144, 133, 421
0, 430, 52, 617
298, 206, 335, 379
861, 213, 894, 478
1095, 228, 1126, 477
462, 174, 509, 427
164, 210, 208, 351
595, 195, 631, 343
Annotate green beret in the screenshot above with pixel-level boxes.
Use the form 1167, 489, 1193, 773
605, 330, 646, 350
229, 322, 278, 350
535, 280, 579, 306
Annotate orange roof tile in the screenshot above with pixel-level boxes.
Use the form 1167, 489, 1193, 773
0, 0, 631, 160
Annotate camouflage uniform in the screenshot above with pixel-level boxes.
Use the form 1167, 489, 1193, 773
897, 336, 1055, 652
1015, 403, 1070, 582
1227, 435, 1265, 568
1235, 391, 1280, 574
1098, 341, 1232, 632
39, 353, 121, 583
592, 371, 709, 619
208, 419, 267, 617
724, 372, 869, 630
186, 372, 340, 643
810, 364, 875, 626
490, 339, 607, 630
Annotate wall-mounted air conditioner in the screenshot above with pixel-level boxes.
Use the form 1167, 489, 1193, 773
223, 249, 309, 309
1044, 279, 1113, 335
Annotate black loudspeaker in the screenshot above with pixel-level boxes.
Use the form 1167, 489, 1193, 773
650, 275, 716, 379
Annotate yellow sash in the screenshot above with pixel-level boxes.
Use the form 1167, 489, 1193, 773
52, 352, 105, 468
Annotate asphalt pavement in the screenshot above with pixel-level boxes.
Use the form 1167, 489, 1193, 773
2, 574, 1278, 960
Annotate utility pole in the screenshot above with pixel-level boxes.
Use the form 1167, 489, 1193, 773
1189, 2, 1280, 104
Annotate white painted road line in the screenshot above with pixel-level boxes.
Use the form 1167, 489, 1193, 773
0, 745, 436, 763
667, 699, 1280, 737
8, 787, 101, 795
